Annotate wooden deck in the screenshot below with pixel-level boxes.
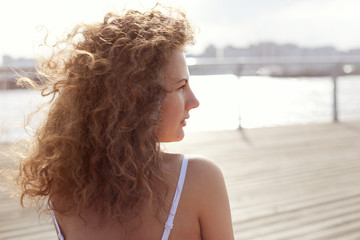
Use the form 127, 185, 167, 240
1, 121, 360, 239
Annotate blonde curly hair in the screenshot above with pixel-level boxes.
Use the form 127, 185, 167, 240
16, 5, 195, 223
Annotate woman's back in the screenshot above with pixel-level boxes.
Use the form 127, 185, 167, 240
53, 154, 233, 240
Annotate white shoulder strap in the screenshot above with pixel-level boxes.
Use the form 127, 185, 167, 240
52, 210, 65, 240
161, 155, 189, 240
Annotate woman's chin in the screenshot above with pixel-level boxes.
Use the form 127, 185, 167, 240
159, 129, 185, 143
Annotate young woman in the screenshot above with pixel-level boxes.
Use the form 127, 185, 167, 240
16, 6, 234, 240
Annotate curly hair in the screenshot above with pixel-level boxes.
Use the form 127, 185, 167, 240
16, 5, 195, 223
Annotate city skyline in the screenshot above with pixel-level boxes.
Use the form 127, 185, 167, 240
3, 41, 360, 82
1, 0, 360, 65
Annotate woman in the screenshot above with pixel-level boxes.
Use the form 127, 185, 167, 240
16, 6, 234, 240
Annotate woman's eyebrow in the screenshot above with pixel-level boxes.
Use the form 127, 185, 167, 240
176, 78, 188, 84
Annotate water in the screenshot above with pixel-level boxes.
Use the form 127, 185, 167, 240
0, 89, 49, 143
188, 74, 360, 131
1, 75, 360, 142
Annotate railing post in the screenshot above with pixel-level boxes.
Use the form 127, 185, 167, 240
331, 63, 339, 122
236, 63, 243, 129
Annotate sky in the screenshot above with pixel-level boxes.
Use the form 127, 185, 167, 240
1, 0, 360, 64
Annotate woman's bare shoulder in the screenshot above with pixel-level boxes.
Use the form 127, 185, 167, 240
186, 155, 224, 181
185, 155, 226, 200
186, 155, 234, 240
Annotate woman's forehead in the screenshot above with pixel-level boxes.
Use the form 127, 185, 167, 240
164, 50, 189, 84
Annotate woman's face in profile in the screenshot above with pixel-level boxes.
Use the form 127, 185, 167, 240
157, 50, 199, 143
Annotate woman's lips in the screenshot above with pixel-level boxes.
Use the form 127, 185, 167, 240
181, 115, 190, 126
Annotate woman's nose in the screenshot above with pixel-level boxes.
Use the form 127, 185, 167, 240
186, 89, 200, 110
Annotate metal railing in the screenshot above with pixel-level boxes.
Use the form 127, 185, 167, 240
187, 56, 360, 123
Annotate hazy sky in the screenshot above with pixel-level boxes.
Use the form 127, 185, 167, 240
1, 0, 360, 63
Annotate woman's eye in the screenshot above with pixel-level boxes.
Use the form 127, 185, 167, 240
177, 85, 186, 91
